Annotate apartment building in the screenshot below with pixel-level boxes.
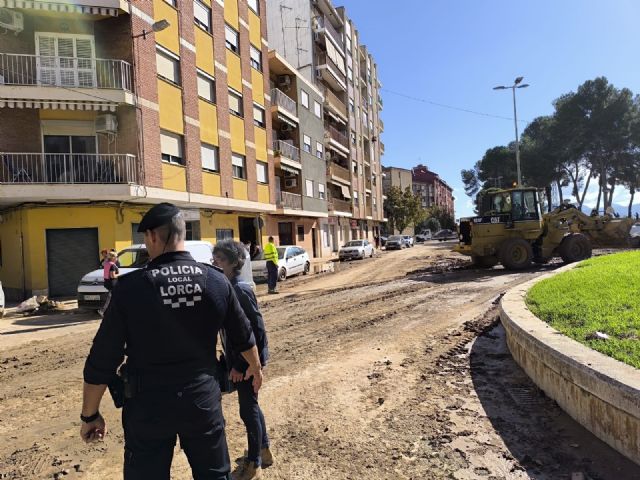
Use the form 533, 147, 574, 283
381, 166, 413, 235
0, 0, 274, 300
267, 50, 332, 258
266, 0, 384, 249
412, 164, 455, 219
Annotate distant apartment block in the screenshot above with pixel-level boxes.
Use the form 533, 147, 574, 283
412, 164, 455, 219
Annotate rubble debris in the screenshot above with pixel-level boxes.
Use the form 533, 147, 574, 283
15, 296, 64, 315
586, 331, 610, 341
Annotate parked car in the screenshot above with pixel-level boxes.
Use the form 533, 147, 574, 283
385, 235, 405, 250
0, 280, 4, 318
433, 229, 458, 241
415, 231, 432, 242
77, 241, 215, 310
339, 240, 374, 261
402, 235, 415, 247
252, 245, 310, 281
379, 235, 388, 247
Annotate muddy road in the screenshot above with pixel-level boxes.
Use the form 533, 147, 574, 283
1, 242, 638, 479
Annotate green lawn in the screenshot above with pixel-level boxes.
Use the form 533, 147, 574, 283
526, 251, 640, 369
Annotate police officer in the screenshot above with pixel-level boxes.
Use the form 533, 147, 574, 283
80, 202, 263, 480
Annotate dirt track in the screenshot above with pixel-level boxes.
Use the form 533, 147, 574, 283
1, 242, 638, 479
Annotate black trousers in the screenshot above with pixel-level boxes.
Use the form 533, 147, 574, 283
122, 374, 231, 480
266, 261, 278, 291
235, 378, 269, 465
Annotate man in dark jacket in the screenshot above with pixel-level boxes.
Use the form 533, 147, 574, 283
80, 203, 262, 480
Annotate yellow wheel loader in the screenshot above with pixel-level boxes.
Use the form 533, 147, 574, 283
454, 187, 635, 270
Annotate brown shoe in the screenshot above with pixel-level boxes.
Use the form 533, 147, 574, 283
261, 447, 274, 467
232, 460, 262, 480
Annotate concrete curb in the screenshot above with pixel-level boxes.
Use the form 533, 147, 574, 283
500, 262, 640, 465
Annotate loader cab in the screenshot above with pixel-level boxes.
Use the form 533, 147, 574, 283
478, 187, 541, 222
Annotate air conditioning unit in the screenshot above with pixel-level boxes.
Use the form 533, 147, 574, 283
277, 75, 291, 90
285, 178, 298, 188
0, 8, 24, 35
279, 123, 293, 133
95, 114, 118, 134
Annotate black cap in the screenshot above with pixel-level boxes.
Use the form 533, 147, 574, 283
137, 202, 181, 232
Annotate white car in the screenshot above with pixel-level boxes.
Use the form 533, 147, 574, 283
252, 245, 310, 281
402, 235, 415, 247
77, 241, 214, 310
339, 240, 374, 261
0, 280, 4, 318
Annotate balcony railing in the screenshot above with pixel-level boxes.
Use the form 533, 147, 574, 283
273, 140, 300, 162
326, 125, 348, 147
0, 53, 133, 91
328, 161, 351, 183
278, 191, 302, 209
379, 118, 384, 131
0, 153, 138, 184
328, 197, 352, 213
380, 141, 385, 153
316, 16, 344, 50
317, 53, 346, 85
270, 88, 297, 117
323, 87, 347, 118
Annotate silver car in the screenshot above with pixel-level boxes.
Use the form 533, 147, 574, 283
339, 240, 374, 261
385, 235, 405, 250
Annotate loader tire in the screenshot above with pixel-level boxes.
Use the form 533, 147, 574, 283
499, 238, 533, 270
559, 233, 592, 263
472, 255, 498, 268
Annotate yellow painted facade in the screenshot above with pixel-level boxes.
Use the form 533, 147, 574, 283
254, 126, 267, 160
195, 28, 215, 75
232, 179, 249, 200
226, 51, 242, 92
257, 184, 270, 204
251, 69, 264, 105
202, 171, 222, 196
199, 100, 219, 145
229, 115, 246, 154
248, 11, 261, 48
158, 80, 184, 134
200, 212, 242, 244
39, 110, 96, 121
224, 0, 239, 28
162, 163, 187, 191
153, 0, 179, 53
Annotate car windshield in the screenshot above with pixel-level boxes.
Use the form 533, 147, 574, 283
389, 235, 403, 241
345, 241, 363, 247
117, 248, 150, 268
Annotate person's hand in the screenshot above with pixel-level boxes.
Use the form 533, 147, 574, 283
229, 368, 244, 383
80, 415, 106, 443
245, 364, 263, 393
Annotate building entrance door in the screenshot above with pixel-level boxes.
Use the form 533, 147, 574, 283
278, 222, 293, 245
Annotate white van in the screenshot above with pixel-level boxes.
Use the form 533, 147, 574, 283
77, 241, 214, 310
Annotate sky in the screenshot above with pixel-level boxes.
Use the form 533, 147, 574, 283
337, 0, 640, 218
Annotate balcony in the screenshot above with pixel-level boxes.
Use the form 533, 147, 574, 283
323, 87, 347, 121
316, 53, 346, 92
0, 153, 139, 184
365, 205, 373, 217
273, 140, 302, 170
0, 0, 130, 16
328, 197, 352, 214
378, 95, 383, 109
328, 161, 351, 184
270, 88, 298, 124
325, 125, 348, 148
314, 16, 344, 53
277, 191, 302, 210
380, 141, 385, 154
0, 53, 134, 109
379, 118, 384, 132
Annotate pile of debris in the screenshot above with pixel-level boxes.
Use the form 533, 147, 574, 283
16, 295, 64, 316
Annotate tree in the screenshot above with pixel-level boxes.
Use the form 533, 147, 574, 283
424, 205, 455, 230
383, 186, 424, 234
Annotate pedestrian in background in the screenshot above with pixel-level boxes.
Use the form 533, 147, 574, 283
213, 240, 272, 480
98, 249, 109, 268
81, 202, 263, 479
263, 237, 279, 294
98, 251, 119, 317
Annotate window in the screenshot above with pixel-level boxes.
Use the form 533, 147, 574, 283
247, 0, 259, 13
316, 141, 323, 159
349, 99, 355, 113
250, 45, 262, 70
197, 71, 215, 102
318, 183, 326, 200
353, 191, 359, 206
297, 225, 304, 241
352, 160, 357, 173
347, 66, 353, 81
253, 104, 265, 127
216, 229, 233, 241
201, 143, 219, 171
305, 179, 314, 197
156, 46, 180, 85
194, 0, 211, 32
232, 153, 246, 179
164, 0, 176, 5
373, 197, 377, 207
351, 131, 356, 145
186, 221, 201, 240
313, 100, 322, 118
303, 134, 311, 153
225, 25, 239, 53
300, 90, 309, 108
161, 130, 184, 164
256, 161, 268, 183
228, 89, 243, 117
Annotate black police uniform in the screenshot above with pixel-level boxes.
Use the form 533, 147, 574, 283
83, 250, 256, 480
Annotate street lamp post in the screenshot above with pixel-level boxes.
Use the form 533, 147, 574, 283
493, 77, 529, 186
